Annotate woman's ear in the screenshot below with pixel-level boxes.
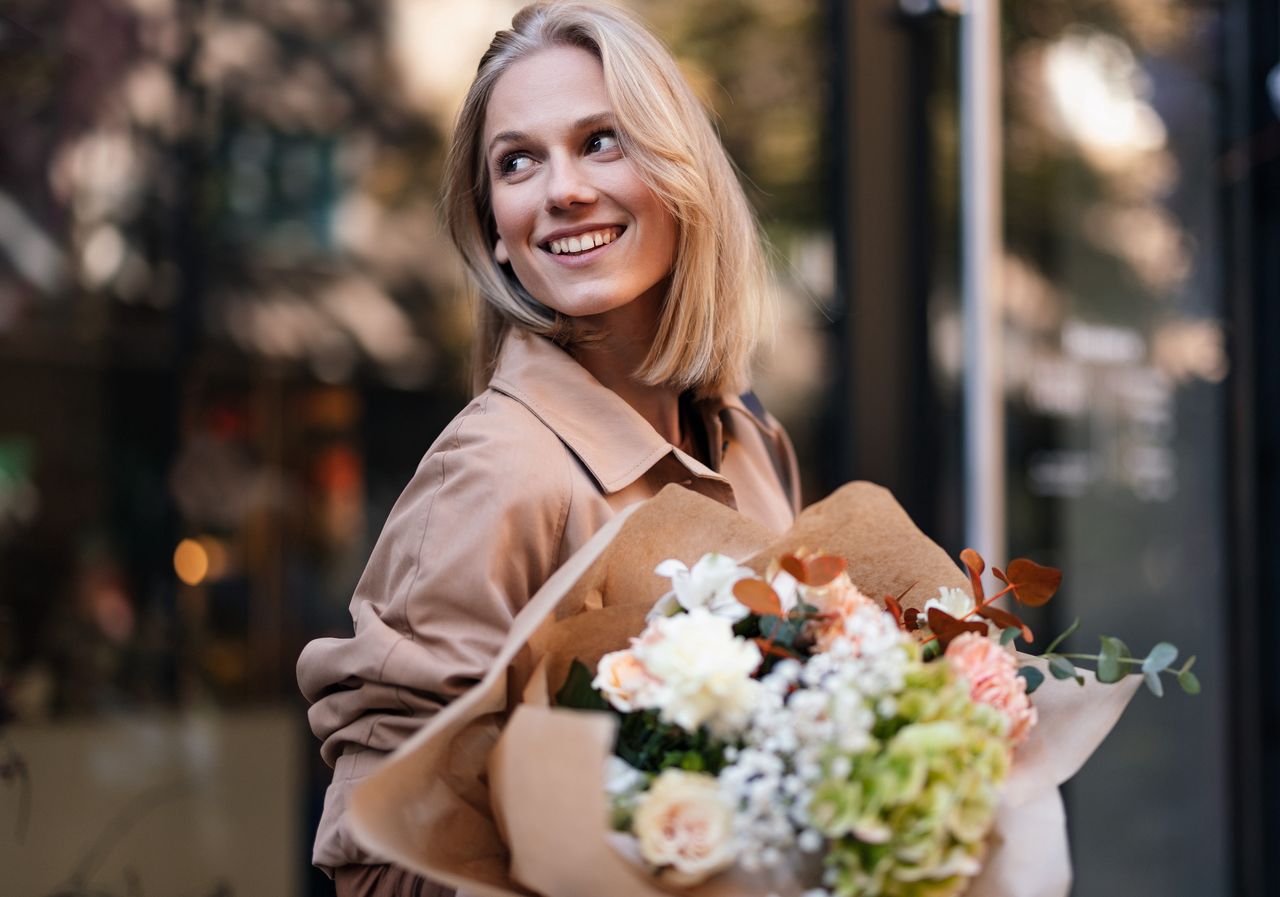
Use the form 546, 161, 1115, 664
495, 237, 509, 265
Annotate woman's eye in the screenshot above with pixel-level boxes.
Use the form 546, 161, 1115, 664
498, 153, 533, 177
587, 130, 620, 155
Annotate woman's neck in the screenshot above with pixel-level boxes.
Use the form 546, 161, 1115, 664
568, 291, 683, 446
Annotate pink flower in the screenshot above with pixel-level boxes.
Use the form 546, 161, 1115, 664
806, 575, 876, 653
945, 632, 1038, 746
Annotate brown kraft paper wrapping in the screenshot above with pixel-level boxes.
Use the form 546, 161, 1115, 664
347, 482, 1139, 897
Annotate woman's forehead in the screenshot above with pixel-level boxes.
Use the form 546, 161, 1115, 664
483, 45, 612, 144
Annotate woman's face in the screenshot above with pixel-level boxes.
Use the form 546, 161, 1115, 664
483, 45, 678, 323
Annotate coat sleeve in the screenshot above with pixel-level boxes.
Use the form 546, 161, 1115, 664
296, 392, 573, 870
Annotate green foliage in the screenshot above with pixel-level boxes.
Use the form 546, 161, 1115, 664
1096, 636, 1131, 684
1142, 642, 1178, 675
999, 627, 1020, 647
1017, 665, 1045, 694
760, 613, 805, 649
554, 659, 610, 712
615, 710, 729, 776
1048, 655, 1083, 685
1032, 624, 1195, 699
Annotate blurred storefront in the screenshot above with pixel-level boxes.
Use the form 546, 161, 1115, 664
0, 0, 1275, 895
830, 1, 1278, 894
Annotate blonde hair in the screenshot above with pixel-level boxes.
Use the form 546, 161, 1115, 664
442, 1, 774, 398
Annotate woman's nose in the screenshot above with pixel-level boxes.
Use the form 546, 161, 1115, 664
544, 157, 597, 210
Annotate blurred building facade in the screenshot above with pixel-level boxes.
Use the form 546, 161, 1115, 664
0, 0, 1274, 895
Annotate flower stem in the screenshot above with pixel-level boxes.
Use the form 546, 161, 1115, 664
1055, 653, 1144, 666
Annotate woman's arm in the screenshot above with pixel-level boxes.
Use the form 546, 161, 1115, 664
298, 391, 573, 871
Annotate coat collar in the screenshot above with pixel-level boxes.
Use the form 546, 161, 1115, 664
487, 330, 774, 495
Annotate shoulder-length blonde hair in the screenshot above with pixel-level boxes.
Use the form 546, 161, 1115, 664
442, 0, 774, 398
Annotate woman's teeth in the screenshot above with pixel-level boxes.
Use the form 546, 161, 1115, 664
546, 228, 621, 255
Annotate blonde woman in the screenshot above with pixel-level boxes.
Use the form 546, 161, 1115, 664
298, 3, 802, 894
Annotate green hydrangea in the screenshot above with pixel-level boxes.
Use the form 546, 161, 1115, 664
807, 656, 1010, 897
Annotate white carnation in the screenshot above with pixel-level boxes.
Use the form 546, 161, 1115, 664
633, 607, 763, 736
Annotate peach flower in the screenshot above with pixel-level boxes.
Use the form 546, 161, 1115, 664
805, 574, 877, 653
633, 769, 736, 886
945, 631, 1038, 746
593, 649, 660, 713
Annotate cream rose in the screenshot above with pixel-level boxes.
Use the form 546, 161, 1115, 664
593, 649, 660, 713
633, 769, 736, 886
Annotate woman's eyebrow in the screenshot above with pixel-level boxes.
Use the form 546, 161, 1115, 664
486, 112, 615, 156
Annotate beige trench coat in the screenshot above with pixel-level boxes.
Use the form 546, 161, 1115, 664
297, 328, 802, 874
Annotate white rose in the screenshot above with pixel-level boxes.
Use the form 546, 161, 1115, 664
633, 608, 762, 736
633, 769, 736, 886
593, 648, 660, 713
652, 553, 756, 622
923, 585, 974, 619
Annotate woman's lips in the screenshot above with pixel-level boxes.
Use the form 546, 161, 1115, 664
540, 226, 626, 266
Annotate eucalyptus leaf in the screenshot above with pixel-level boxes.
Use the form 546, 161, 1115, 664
1144, 670, 1165, 697
1097, 636, 1126, 684
1048, 655, 1078, 682
1105, 636, 1132, 660
1178, 670, 1202, 696
1018, 665, 1045, 694
1000, 627, 1020, 647
760, 615, 804, 648
1142, 642, 1178, 675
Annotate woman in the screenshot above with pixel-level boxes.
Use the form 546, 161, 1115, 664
297, 3, 802, 894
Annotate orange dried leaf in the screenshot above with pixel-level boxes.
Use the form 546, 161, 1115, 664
733, 579, 783, 616
884, 594, 905, 627
779, 555, 806, 582
958, 549, 987, 603
992, 566, 1008, 583
805, 555, 847, 587
927, 607, 989, 650
1006, 558, 1063, 607
752, 637, 798, 660
977, 604, 1034, 643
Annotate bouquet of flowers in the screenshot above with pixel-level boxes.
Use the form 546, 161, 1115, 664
564, 545, 1192, 897
343, 483, 1188, 897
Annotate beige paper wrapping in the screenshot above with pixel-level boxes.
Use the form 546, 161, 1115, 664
348, 482, 1139, 897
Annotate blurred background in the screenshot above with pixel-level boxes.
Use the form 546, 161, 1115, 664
0, 0, 1275, 894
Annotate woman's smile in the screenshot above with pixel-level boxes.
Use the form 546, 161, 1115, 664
541, 224, 625, 257
483, 45, 677, 321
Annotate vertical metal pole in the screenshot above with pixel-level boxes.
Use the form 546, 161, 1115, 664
960, 0, 1005, 563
